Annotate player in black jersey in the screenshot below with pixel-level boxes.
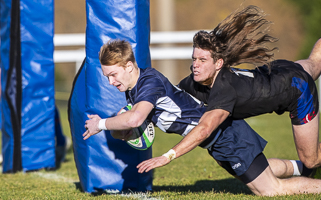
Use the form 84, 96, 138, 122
137, 6, 321, 195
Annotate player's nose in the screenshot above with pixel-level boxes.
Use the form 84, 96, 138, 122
108, 76, 115, 85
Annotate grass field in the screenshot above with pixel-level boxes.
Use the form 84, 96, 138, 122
1, 103, 321, 199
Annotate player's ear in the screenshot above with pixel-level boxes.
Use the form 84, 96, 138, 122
126, 61, 134, 72
215, 58, 224, 70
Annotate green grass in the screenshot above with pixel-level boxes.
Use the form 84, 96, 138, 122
1, 103, 321, 199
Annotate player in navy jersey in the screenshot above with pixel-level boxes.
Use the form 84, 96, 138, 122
83, 39, 321, 196
138, 5, 321, 188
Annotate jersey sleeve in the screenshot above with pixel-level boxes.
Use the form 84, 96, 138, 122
134, 75, 166, 106
206, 74, 236, 114
178, 73, 209, 104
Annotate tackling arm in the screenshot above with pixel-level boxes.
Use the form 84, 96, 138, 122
137, 108, 229, 173
83, 101, 153, 140
172, 109, 229, 158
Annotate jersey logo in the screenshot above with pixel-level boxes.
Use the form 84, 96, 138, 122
232, 163, 242, 169
231, 68, 254, 78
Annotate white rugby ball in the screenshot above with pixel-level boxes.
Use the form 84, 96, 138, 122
120, 105, 155, 150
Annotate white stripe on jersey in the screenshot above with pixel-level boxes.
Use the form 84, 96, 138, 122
173, 84, 202, 104
181, 123, 197, 137
231, 69, 254, 78
155, 96, 181, 132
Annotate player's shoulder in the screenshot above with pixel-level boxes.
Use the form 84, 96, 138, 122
140, 67, 162, 77
137, 67, 164, 88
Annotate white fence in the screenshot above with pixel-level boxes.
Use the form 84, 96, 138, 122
53, 30, 198, 65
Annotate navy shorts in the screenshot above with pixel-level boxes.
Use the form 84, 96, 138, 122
207, 119, 268, 183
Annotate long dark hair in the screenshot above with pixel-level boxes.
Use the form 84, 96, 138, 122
193, 5, 278, 69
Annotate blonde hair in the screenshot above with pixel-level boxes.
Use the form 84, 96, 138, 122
99, 39, 138, 68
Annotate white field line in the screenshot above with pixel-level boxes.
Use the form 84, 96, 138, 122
32, 171, 77, 183
0, 166, 76, 183
118, 192, 162, 200
0, 165, 162, 199
34, 171, 163, 199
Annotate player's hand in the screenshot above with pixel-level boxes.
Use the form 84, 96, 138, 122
83, 114, 102, 140
137, 156, 171, 173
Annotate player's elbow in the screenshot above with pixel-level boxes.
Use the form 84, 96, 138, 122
125, 109, 148, 128
126, 117, 144, 129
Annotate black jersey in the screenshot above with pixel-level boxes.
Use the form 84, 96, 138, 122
178, 72, 210, 104
179, 60, 319, 125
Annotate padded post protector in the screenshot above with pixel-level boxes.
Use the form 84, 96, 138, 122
68, 0, 152, 193
0, 0, 55, 172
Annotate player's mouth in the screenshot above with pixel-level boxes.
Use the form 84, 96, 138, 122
115, 84, 121, 89
193, 70, 200, 76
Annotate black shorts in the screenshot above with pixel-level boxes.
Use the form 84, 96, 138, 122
218, 153, 268, 184
207, 119, 267, 183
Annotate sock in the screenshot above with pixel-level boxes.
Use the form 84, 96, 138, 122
291, 160, 314, 177
301, 162, 314, 177
290, 160, 303, 176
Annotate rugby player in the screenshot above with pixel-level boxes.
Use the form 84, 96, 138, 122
138, 5, 321, 195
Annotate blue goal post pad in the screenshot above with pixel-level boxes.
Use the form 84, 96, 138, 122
68, 0, 153, 193
0, 0, 55, 172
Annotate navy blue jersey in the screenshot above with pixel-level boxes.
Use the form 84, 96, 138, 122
126, 68, 219, 147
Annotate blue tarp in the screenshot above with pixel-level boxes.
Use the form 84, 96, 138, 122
68, 0, 153, 193
0, 0, 55, 172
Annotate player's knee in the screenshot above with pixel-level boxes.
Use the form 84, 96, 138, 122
267, 158, 288, 178
250, 185, 283, 197
301, 157, 320, 169
247, 178, 283, 196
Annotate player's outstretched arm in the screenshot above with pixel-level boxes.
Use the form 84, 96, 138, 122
137, 156, 171, 173
83, 101, 153, 140
137, 109, 229, 173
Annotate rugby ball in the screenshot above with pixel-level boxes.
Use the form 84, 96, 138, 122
120, 105, 155, 150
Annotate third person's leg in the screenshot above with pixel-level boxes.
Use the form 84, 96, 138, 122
292, 112, 321, 169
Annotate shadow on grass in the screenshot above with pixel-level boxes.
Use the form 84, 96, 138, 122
73, 178, 252, 196
73, 182, 125, 196
74, 182, 83, 192
153, 178, 252, 195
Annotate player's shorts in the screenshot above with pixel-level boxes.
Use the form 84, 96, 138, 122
207, 119, 268, 184
279, 61, 319, 125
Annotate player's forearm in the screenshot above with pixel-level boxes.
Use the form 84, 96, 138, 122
101, 101, 153, 131
163, 109, 228, 161
102, 112, 140, 131
173, 123, 212, 158
161, 123, 215, 162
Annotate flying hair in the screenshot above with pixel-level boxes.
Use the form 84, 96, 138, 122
193, 5, 278, 70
